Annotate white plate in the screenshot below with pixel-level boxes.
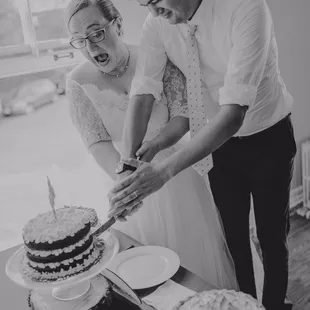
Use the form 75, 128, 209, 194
108, 246, 180, 290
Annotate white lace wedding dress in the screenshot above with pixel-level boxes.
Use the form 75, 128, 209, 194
66, 62, 259, 292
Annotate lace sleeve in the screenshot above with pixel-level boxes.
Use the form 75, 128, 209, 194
163, 59, 189, 119
66, 78, 111, 148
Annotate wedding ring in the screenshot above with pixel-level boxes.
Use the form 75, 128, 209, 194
132, 190, 139, 199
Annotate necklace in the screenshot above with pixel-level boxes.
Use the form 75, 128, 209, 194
101, 44, 130, 78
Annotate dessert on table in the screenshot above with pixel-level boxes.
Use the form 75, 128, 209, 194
173, 289, 265, 310
5, 177, 132, 309
22, 207, 103, 282
6, 177, 265, 310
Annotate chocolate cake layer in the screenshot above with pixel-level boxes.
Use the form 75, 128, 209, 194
29, 246, 95, 273
26, 235, 93, 264
25, 223, 90, 251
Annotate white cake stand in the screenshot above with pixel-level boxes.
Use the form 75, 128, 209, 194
5, 231, 119, 302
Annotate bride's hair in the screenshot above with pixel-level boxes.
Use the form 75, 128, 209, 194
65, 0, 123, 35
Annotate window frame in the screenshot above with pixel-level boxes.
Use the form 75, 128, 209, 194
0, 0, 80, 78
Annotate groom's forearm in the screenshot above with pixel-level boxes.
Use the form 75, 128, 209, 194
121, 94, 155, 159
159, 104, 247, 178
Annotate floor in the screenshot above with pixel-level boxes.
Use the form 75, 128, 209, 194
1, 99, 309, 309
287, 214, 310, 309
252, 213, 310, 310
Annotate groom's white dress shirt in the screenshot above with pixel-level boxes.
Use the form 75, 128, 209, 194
129, 0, 293, 137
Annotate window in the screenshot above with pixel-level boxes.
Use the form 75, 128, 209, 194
0, 0, 32, 58
0, 0, 83, 78
0, 2, 24, 46
29, 0, 72, 54
0, 0, 148, 78
30, 0, 69, 41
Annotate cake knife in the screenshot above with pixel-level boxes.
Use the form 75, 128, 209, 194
93, 216, 116, 236
93, 204, 140, 236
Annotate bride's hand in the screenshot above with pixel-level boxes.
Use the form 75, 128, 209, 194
136, 140, 159, 163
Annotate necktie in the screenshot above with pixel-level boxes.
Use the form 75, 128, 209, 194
186, 24, 213, 176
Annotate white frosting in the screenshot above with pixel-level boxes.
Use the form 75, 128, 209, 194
65, 206, 99, 227
26, 231, 92, 257
23, 208, 90, 244
173, 290, 265, 310
23, 247, 102, 282
28, 243, 95, 269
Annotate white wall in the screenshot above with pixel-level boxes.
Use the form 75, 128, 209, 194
268, 0, 310, 188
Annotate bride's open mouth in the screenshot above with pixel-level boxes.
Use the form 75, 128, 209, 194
94, 53, 110, 66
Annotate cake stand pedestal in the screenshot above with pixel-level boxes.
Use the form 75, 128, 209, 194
52, 280, 91, 300
28, 274, 111, 310
6, 231, 119, 307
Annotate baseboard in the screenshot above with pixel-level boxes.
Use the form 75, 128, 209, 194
289, 186, 310, 219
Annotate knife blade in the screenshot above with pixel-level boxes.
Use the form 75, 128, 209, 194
93, 216, 116, 237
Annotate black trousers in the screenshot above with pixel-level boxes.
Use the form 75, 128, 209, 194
209, 114, 296, 310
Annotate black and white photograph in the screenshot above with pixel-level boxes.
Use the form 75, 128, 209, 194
0, 1, 309, 309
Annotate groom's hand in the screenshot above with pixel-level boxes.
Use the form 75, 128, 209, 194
116, 201, 144, 220
108, 158, 170, 218
109, 166, 138, 221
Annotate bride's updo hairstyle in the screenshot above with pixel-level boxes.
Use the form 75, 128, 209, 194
65, 0, 124, 36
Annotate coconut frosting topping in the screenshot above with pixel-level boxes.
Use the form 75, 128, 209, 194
173, 290, 265, 310
23, 208, 90, 244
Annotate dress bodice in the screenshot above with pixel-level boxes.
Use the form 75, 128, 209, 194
67, 59, 190, 160
82, 83, 169, 154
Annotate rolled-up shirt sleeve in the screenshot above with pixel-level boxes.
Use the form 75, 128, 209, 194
219, 0, 272, 107
129, 13, 167, 101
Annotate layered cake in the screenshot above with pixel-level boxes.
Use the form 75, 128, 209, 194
173, 290, 265, 310
22, 207, 103, 282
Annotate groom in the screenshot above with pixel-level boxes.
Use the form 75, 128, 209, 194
109, 0, 296, 309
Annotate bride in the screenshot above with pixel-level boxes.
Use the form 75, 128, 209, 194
65, 0, 245, 290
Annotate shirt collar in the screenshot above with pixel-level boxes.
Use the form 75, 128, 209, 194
187, 0, 214, 27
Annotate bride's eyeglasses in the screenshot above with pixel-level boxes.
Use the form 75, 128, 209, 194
137, 0, 161, 6
70, 19, 115, 49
